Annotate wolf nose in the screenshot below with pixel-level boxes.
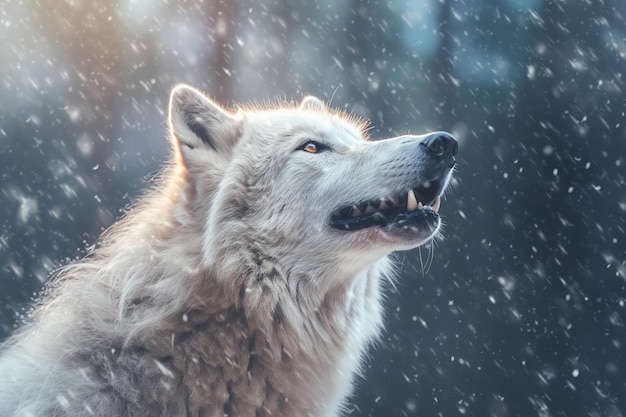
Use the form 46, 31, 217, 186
421, 132, 458, 157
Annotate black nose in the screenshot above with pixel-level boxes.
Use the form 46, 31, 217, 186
421, 132, 458, 157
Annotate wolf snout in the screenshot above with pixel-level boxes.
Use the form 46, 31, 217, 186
420, 132, 458, 164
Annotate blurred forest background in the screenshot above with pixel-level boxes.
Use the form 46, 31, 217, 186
1, 0, 625, 416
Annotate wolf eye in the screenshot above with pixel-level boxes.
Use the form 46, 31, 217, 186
297, 140, 329, 154
303, 143, 319, 153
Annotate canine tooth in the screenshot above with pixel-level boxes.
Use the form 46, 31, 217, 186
432, 196, 441, 212
407, 189, 419, 212
417, 201, 424, 210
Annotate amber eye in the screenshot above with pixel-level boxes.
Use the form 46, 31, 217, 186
303, 142, 318, 153
297, 140, 330, 154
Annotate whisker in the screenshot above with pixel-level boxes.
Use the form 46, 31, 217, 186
328, 84, 341, 107
418, 246, 426, 276
426, 242, 435, 273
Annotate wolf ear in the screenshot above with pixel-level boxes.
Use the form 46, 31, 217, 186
299, 96, 325, 112
168, 84, 240, 165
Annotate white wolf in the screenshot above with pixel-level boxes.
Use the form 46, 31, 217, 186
0, 85, 457, 417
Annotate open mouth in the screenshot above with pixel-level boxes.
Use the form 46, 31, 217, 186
330, 180, 443, 231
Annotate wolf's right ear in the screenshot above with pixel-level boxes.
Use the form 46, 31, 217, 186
168, 84, 241, 165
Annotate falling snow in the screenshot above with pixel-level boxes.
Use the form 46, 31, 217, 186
1, 0, 625, 416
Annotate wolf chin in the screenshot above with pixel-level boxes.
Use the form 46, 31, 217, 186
0, 85, 457, 417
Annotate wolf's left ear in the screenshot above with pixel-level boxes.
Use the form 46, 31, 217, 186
299, 96, 325, 112
168, 84, 240, 165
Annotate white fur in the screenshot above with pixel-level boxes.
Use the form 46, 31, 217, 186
0, 85, 450, 417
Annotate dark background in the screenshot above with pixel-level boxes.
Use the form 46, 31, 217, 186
1, 0, 625, 416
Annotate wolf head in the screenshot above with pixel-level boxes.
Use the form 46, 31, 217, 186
168, 85, 456, 280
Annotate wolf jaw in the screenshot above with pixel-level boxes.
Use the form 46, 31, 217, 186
330, 179, 446, 231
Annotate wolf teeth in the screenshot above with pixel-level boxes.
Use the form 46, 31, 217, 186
345, 192, 440, 220
407, 189, 418, 212
432, 196, 441, 212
